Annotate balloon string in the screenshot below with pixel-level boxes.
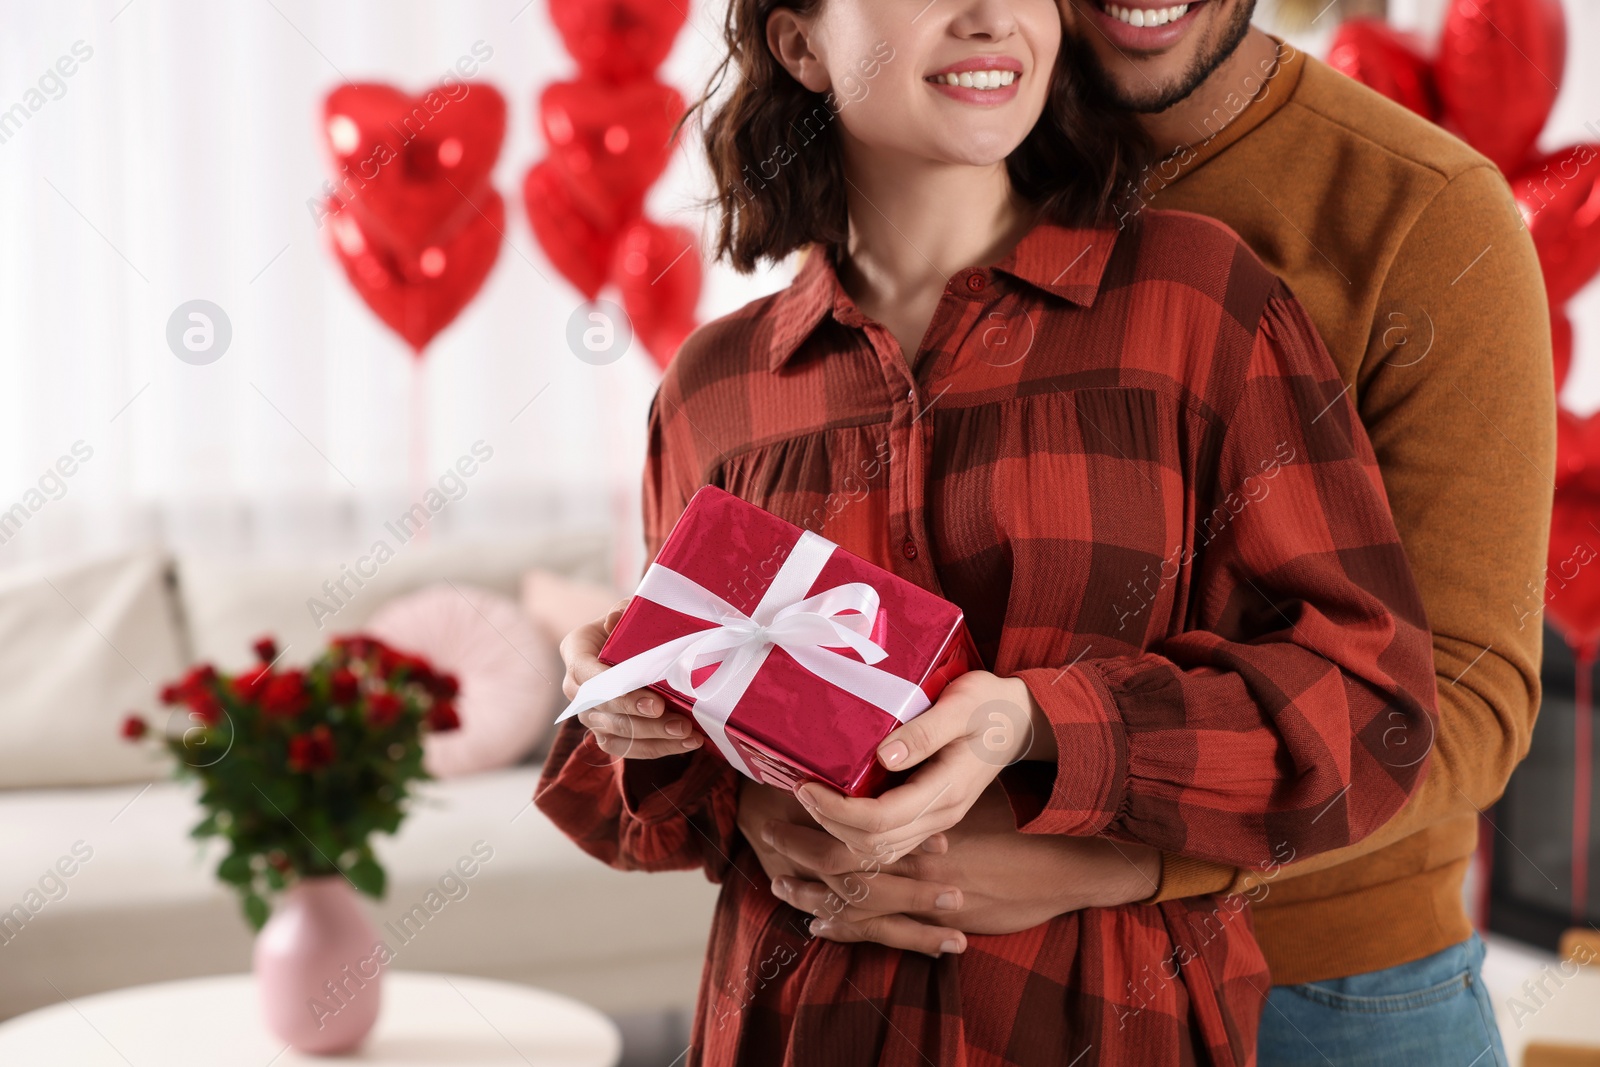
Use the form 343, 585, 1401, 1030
1576, 643, 1595, 920
410, 356, 430, 547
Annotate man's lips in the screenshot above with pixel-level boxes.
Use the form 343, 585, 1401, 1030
1086, 0, 1207, 51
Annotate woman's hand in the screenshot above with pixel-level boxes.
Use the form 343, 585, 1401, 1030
794, 671, 1054, 861
560, 598, 703, 760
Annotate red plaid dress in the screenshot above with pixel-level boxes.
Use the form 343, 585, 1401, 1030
536, 211, 1438, 1066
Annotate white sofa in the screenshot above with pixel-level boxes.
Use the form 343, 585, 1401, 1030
0, 539, 719, 1023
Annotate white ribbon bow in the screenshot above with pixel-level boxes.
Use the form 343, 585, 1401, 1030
557, 529, 931, 778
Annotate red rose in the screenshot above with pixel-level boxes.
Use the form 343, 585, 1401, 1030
184, 664, 217, 689
335, 635, 378, 661
158, 683, 181, 705
252, 636, 279, 664
365, 692, 402, 728
425, 701, 461, 732
120, 714, 147, 740
190, 694, 224, 727
427, 673, 460, 700
260, 671, 309, 718
330, 668, 359, 705
287, 723, 336, 772
232, 667, 270, 703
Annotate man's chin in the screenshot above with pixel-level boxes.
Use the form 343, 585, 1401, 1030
1067, 0, 1256, 115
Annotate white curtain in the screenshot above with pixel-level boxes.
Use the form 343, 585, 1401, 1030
0, 0, 788, 582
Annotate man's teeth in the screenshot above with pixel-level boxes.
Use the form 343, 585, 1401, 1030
1103, 3, 1190, 26
927, 70, 1018, 90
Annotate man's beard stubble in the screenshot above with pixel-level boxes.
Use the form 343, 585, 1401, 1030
1072, 0, 1256, 115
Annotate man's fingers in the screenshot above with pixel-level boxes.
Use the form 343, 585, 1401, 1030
776, 872, 962, 921
809, 913, 967, 958
761, 819, 858, 875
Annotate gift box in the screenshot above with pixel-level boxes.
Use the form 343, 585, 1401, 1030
559, 485, 981, 797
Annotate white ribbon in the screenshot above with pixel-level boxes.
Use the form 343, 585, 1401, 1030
556, 530, 932, 778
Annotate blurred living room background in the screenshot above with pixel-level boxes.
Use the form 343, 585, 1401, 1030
0, 1, 1596, 1065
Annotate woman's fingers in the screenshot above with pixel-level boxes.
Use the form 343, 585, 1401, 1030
590, 733, 702, 760
795, 774, 958, 856
874, 696, 969, 772
576, 709, 695, 742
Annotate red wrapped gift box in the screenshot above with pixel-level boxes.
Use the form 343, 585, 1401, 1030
561, 485, 981, 797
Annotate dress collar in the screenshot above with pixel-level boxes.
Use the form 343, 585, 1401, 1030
765, 218, 1120, 372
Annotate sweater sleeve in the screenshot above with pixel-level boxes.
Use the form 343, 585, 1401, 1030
1152, 162, 1554, 899
533, 381, 744, 882
1002, 286, 1440, 871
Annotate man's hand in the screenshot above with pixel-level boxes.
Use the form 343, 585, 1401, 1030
750, 782, 1161, 956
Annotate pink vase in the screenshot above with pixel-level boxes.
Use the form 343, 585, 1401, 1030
253, 876, 385, 1054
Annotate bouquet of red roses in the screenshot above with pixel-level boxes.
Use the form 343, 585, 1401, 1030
121, 634, 460, 929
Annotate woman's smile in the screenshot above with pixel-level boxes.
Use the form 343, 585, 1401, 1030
923, 55, 1024, 106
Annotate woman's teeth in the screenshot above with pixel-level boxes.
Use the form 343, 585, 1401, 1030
926, 70, 1018, 90
1102, 3, 1190, 26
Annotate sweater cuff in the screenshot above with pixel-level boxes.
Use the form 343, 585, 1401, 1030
618, 745, 730, 825
1006, 664, 1127, 836
1147, 852, 1239, 904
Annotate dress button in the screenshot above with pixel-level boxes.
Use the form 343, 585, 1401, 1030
966, 273, 986, 292
902, 537, 919, 560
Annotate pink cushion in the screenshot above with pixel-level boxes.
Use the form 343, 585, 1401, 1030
367, 583, 561, 777
520, 569, 622, 649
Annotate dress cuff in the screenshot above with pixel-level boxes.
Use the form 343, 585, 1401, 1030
1007, 664, 1128, 837
617, 744, 731, 825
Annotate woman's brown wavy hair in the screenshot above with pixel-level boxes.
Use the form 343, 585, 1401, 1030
676, 0, 1152, 274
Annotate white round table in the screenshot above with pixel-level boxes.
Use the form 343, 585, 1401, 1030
0, 972, 622, 1066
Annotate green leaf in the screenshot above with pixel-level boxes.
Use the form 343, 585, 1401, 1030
243, 892, 270, 932
217, 851, 252, 885
346, 855, 386, 899
189, 813, 220, 839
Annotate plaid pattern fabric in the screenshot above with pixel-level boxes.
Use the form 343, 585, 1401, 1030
535, 210, 1438, 1066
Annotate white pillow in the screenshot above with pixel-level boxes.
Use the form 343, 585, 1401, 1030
366, 583, 562, 777
0, 551, 185, 788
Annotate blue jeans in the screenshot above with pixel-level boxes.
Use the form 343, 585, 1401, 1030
1258, 934, 1507, 1067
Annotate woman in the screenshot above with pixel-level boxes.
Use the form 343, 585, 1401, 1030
536, 1, 1438, 1063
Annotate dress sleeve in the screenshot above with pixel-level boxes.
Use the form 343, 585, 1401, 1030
533, 383, 743, 881
1002, 289, 1440, 870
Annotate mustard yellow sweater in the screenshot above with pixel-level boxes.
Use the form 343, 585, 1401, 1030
1144, 40, 1555, 985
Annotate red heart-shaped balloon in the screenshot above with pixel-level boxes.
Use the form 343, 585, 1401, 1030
523, 159, 618, 302
322, 83, 507, 257
1557, 403, 1600, 490
1554, 305, 1574, 393
1547, 487, 1600, 655
1327, 20, 1442, 121
612, 220, 701, 369
1511, 144, 1600, 307
547, 0, 687, 83
539, 79, 685, 233
325, 189, 504, 354
1436, 0, 1566, 174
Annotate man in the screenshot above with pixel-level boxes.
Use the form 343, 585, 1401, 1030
743, 1, 1555, 1063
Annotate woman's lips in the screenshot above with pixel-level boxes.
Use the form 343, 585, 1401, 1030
923, 68, 1022, 106
1086, 0, 1207, 51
